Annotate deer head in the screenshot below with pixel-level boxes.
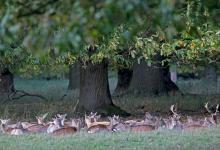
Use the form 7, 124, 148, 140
89, 112, 101, 122
108, 115, 120, 126
144, 112, 159, 125
70, 118, 82, 130
47, 117, 63, 133
36, 113, 48, 125
56, 114, 67, 126
0, 119, 11, 125
85, 112, 101, 128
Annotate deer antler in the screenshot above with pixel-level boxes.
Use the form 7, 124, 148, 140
42, 113, 48, 119
170, 104, 179, 117
204, 102, 212, 114
216, 104, 219, 113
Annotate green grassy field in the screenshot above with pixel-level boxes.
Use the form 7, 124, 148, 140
0, 126, 220, 150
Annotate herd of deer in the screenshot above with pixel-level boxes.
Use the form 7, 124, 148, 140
0, 103, 219, 136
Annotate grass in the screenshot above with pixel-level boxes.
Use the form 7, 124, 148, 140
0, 126, 220, 150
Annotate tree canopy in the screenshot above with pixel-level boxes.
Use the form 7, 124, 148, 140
0, 0, 219, 75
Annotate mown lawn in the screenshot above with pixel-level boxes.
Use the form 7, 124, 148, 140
0, 126, 220, 150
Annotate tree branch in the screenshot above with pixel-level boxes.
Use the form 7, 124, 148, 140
1, 89, 48, 104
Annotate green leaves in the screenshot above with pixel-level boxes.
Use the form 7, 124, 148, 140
0, 0, 219, 76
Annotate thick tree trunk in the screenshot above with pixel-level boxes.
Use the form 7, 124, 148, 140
68, 62, 80, 90
203, 64, 217, 81
114, 68, 133, 94
79, 60, 114, 111
0, 68, 15, 93
128, 62, 179, 95
202, 64, 218, 94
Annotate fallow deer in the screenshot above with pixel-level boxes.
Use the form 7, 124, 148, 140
204, 102, 219, 126
10, 122, 28, 135
0, 119, 14, 134
85, 113, 110, 133
129, 124, 155, 132
183, 116, 207, 130
56, 114, 67, 126
25, 113, 48, 133
164, 105, 183, 130
47, 117, 77, 136
108, 115, 128, 132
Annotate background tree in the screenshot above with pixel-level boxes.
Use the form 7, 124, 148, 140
0, 0, 219, 112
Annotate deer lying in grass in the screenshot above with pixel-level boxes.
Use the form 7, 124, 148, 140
0, 119, 14, 134
0, 119, 27, 135
10, 122, 28, 135
47, 114, 78, 136
24, 113, 48, 133
85, 113, 111, 133
52, 119, 78, 136
21, 113, 48, 129
204, 102, 219, 126
129, 121, 155, 132
127, 113, 160, 132
182, 102, 219, 130
162, 105, 183, 130
108, 115, 128, 132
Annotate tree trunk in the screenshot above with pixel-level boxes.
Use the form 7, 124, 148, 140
202, 64, 218, 94
79, 60, 114, 111
128, 62, 179, 95
0, 68, 15, 93
114, 68, 133, 94
203, 64, 217, 81
68, 62, 80, 90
